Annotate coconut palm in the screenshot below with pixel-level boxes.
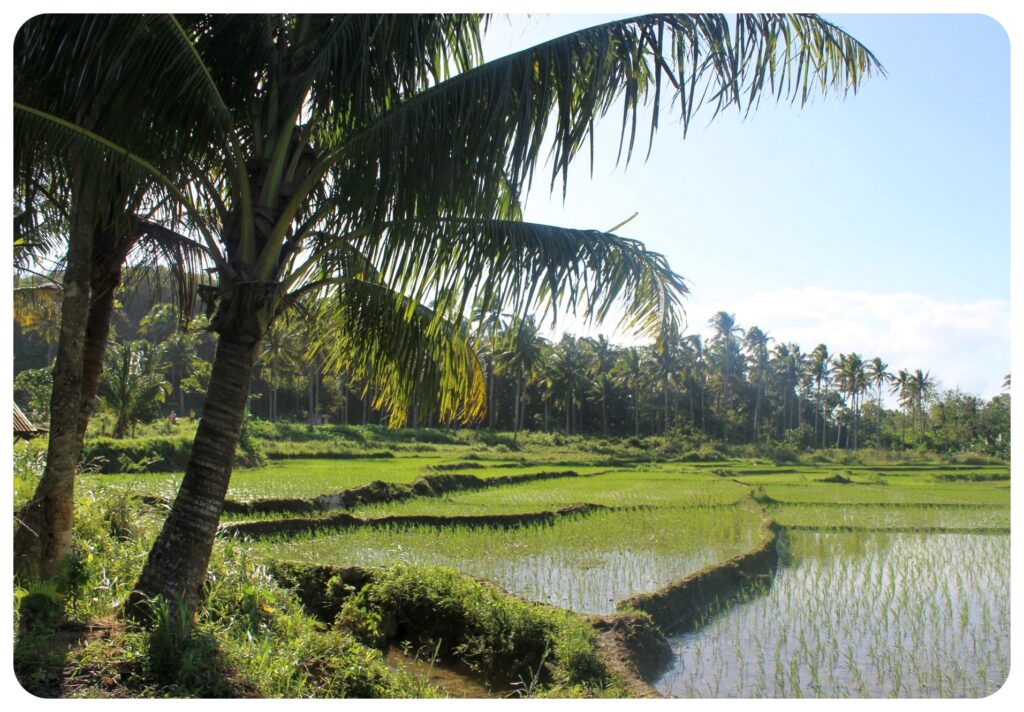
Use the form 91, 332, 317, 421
681, 334, 709, 434
17, 13, 879, 614
98, 340, 172, 438
807, 344, 832, 448
498, 317, 547, 436
910, 369, 937, 444
833, 353, 868, 449
580, 335, 615, 436
14, 16, 213, 579
743, 326, 770, 442
865, 357, 891, 450
709, 312, 745, 443
890, 368, 913, 448
613, 346, 645, 437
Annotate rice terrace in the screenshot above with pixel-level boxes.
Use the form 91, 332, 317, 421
11, 12, 1011, 702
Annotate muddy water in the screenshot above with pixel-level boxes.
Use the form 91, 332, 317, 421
655, 532, 1010, 698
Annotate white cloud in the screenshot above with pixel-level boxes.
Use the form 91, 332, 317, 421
686, 287, 1010, 399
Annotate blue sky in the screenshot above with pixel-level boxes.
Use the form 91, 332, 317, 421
481, 13, 1011, 399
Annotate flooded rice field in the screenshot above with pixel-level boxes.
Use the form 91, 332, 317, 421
655, 531, 1009, 698
258, 505, 763, 614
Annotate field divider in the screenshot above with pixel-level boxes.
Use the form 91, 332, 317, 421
753, 497, 1006, 509
781, 524, 1010, 534
265, 559, 667, 697
616, 500, 780, 632
216, 469, 598, 516
219, 501, 625, 539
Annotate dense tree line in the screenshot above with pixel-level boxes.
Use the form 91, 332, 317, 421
15, 287, 1010, 457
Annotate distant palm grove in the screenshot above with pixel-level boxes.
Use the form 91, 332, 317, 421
13, 272, 1009, 458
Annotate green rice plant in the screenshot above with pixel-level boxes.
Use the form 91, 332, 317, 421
767, 504, 1009, 531
255, 506, 763, 614
655, 531, 1009, 698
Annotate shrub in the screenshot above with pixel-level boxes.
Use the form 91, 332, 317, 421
336, 564, 610, 692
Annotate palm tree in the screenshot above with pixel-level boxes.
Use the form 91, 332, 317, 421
890, 368, 912, 448
865, 357, 891, 451
807, 344, 831, 448
14, 16, 212, 579
17, 14, 879, 614
681, 334, 709, 435
910, 369, 937, 444
613, 346, 645, 437
98, 340, 172, 438
652, 327, 683, 434
743, 326, 770, 442
833, 353, 868, 449
582, 335, 617, 436
709, 311, 745, 443
498, 317, 547, 436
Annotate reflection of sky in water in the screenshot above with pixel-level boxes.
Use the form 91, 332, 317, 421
656, 532, 1009, 698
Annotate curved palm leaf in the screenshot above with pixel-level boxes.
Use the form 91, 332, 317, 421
305, 279, 486, 427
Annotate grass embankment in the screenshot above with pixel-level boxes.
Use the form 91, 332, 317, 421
13, 490, 439, 698
13, 484, 636, 698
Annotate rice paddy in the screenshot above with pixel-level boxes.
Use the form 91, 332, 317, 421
83, 449, 1009, 697
254, 505, 764, 614
655, 531, 1010, 697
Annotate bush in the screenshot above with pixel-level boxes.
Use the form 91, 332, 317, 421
336, 563, 610, 692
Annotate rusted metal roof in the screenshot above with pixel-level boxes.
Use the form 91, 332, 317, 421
13, 403, 46, 438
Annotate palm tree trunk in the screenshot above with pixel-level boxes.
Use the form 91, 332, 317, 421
513, 366, 523, 437
663, 378, 669, 434
77, 263, 121, 443
634, 382, 640, 436
14, 169, 96, 580
753, 384, 762, 443
128, 321, 260, 617
601, 382, 608, 436
565, 391, 572, 435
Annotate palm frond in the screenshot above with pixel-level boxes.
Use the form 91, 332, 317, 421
312, 12, 883, 228
351, 218, 687, 341
305, 279, 486, 427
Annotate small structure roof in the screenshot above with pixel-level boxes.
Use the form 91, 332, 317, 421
14, 403, 46, 440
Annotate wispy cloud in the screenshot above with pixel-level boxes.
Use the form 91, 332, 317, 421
686, 287, 1010, 399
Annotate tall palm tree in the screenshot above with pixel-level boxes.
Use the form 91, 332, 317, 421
613, 346, 645, 437
833, 353, 868, 449
865, 356, 891, 451
583, 335, 617, 436
743, 326, 770, 442
808, 344, 832, 449
682, 334, 709, 435
17, 13, 879, 614
709, 311, 745, 443
498, 317, 546, 436
652, 327, 683, 434
910, 368, 937, 444
890, 368, 913, 448
552, 335, 587, 435
14, 16, 213, 579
